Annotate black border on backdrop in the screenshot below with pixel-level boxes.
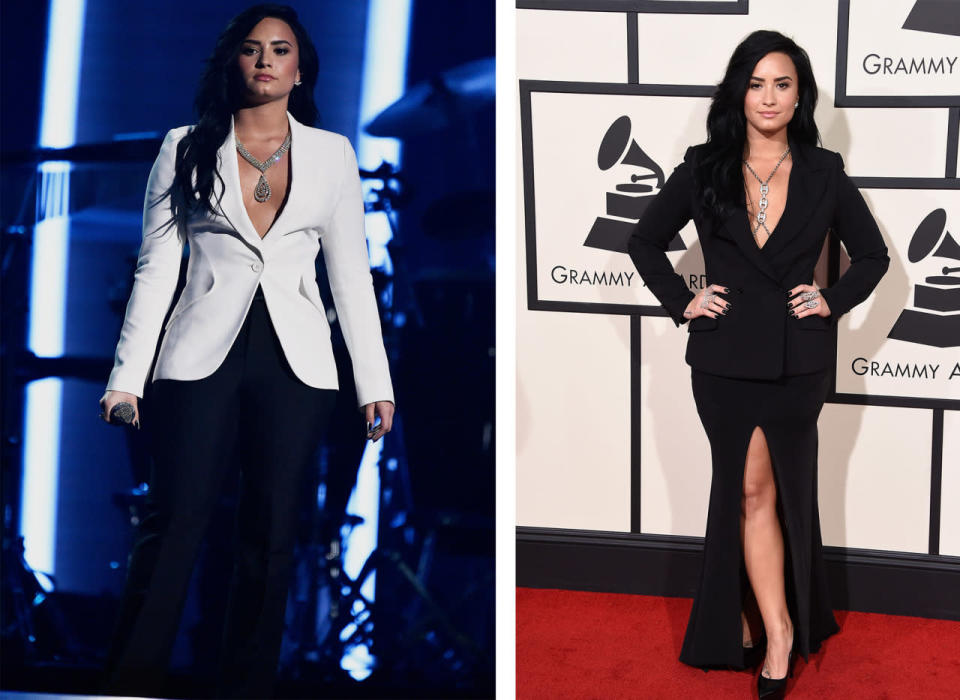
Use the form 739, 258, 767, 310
835, 0, 960, 109
516, 0, 748, 13
516, 526, 960, 620
519, 79, 713, 316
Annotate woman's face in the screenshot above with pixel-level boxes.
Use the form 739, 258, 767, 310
743, 51, 800, 139
236, 17, 301, 106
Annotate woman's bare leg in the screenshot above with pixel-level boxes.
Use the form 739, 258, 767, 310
741, 426, 794, 678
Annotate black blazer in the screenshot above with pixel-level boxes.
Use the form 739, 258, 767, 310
628, 141, 889, 379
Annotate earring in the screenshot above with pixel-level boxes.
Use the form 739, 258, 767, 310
794, 101, 799, 108
294, 80, 302, 86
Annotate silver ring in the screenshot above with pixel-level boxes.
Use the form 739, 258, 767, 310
701, 293, 715, 308
801, 290, 820, 301
804, 299, 819, 309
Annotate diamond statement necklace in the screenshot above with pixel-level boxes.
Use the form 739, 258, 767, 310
743, 146, 790, 243
236, 131, 292, 203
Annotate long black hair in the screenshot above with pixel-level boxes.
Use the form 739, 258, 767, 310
164, 4, 320, 236
696, 30, 819, 221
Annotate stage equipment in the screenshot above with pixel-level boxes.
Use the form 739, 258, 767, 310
363, 58, 494, 139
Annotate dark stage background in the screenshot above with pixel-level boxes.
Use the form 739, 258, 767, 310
0, 1, 494, 697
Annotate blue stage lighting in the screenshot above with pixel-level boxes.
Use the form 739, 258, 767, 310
340, 0, 411, 681
20, 0, 86, 577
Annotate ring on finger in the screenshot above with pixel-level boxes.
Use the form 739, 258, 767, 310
804, 299, 819, 309
801, 290, 819, 301
701, 293, 715, 308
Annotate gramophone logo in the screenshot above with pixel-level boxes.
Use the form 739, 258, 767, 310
583, 116, 685, 254
887, 208, 960, 348
902, 0, 960, 37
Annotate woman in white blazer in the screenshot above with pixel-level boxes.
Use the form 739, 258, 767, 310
99, 5, 394, 697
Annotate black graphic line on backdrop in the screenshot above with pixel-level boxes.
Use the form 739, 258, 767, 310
947, 107, 959, 178
928, 408, 944, 556
515, 0, 748, 14
630, 315, 643, 534
626, 13, 639, 84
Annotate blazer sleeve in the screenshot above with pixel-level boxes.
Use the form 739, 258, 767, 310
105, 128, 186, 397
320, 136, 395, 408
819, 153, 890, 321
627, 147, 697, 326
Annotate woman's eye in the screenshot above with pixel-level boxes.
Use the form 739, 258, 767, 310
777, 82, 790, 89
749, 83, 761, 89
275, 47, 289, 55
241, 47, 258, 55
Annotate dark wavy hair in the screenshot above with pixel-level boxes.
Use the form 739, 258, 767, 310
164, 4, 319, 236
695, 30, 820, 221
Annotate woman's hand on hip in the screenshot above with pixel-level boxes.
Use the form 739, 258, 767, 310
99, 390, 140, 427
364, 400, 395, 442
683, 283, 732, 320
787, 284, 831, 319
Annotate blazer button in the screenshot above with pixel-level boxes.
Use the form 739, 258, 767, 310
251, 261, 263, 273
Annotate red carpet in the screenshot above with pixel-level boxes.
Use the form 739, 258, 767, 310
517, 587, 960, 699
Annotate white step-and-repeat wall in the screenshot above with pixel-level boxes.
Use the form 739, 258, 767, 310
516, 0, 959, 558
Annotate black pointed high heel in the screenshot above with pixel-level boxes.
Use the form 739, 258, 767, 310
756, 648, 794, 699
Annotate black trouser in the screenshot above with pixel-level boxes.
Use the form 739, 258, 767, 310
104, 290, 336, 698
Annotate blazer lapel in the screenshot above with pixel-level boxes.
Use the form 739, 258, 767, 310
758, 140, 829, 259
720, 196, 781, 284
216, 115, 264, 251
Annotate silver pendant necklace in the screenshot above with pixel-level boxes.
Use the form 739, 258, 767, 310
743, 146, 790, 242
236, 131, 292, 203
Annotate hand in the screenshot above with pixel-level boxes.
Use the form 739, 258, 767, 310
99, 390, 140, 427
364, 400, 394, 442
683, 283, 732, 320
787, 284, 831, 319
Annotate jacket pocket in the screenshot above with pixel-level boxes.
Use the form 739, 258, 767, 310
687, 316, 718, 332
298, 274, 327, 316
165, 273, 216, 328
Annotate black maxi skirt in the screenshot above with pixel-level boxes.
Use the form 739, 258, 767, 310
679, 368, 839, 669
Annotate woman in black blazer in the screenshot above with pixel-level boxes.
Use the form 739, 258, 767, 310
628, 31, 888, 698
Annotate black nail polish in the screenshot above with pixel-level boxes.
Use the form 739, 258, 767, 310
787, 302, 792, 307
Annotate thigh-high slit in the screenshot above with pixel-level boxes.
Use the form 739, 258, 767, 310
680, 368, 838, 669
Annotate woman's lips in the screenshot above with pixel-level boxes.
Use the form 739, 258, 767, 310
760, 111, 779, 118
254, 75, 274, 81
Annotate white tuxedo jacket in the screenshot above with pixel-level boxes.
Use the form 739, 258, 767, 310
106, 113, 394, 407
